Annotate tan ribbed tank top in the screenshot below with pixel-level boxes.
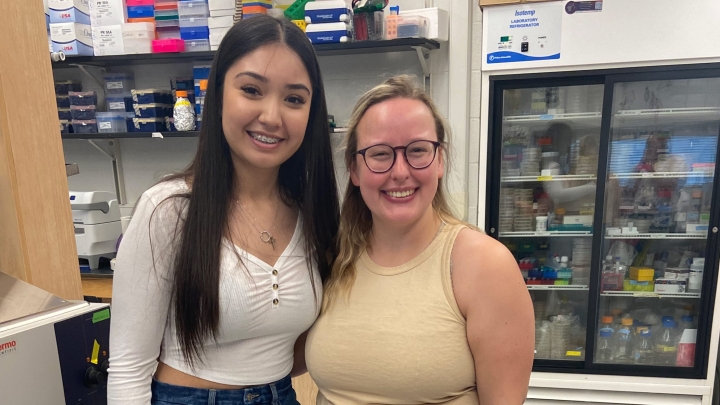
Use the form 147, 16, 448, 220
306, 223, 478, 405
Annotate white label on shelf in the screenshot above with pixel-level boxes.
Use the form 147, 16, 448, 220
107, 81, 123, 89
98, 122, 112, 130
151, 132, 164, 138
642, 172, 651, 177
108, 102, 124, 110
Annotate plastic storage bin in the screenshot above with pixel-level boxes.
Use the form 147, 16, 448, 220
133, 103, 171, 118
96, 113, 128, 133
69, 91, 97, 106
178, 1, 210, 17
132, 89, 172, 104
157, 27, 181, 39
56, 95, 70, 108
54, 80, 82, 95
58, 109, 72, 121
185, 39, 211, 52
155, 0, 179, 11
152, 38, 185, 52
156, 10, 180, 21
180, 26, 210, 40
127, 5, 155, 19
127, 17, 155, 23
72, 120, 98, 134
125, 113, 136, 132
106, 96, 133, 112
156, 19, 180, 28
70, 105, 97, 120
306, 22, 350, 44
171, 77, 194, 91
396, 15, 428, 38
133, 118, 168, 132
104, 73, 135, 96
180, 15, 209, 28
304, 0, 350, 24
127, 0, 154, 5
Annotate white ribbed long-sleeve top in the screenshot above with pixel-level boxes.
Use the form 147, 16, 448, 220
107, 180, 321, 405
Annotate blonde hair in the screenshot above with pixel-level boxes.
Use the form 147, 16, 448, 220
323, 75, 464, 311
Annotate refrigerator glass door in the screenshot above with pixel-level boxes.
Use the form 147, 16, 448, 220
499, 84, 604, 362
596, 77, 720, 367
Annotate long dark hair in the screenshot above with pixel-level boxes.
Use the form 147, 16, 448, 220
156, 15, 339, 366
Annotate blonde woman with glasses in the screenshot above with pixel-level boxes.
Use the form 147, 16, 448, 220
305, 76, 534, 405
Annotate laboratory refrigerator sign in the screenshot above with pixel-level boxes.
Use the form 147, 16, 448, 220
486, 2, 562, 64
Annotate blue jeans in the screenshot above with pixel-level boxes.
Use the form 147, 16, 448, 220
151, 374, 300, 405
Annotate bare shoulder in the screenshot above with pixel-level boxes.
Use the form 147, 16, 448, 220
452, 227, 518, 274
451, 227, 526, 315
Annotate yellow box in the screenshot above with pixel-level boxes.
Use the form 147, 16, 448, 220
291, 20, 306, 32
624, 279, 654, 292
630, 267, 655, 282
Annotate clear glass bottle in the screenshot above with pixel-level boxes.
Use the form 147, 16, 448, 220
633, 329, 655, 365
613, 318, 635, 363
655, 318, 679, 366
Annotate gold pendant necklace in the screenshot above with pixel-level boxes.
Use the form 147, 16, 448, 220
237, 198, 280, 250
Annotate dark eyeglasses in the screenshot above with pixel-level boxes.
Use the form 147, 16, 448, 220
356, 140, 442, 173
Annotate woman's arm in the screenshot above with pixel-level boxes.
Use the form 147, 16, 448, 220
452, 229, 535, 405
107, 191, 177, 405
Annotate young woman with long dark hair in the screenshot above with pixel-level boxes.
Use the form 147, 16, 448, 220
107, 15, 339, 405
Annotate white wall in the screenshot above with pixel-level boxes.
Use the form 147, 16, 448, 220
60, 2, 472, 219
468, 1, 483, 226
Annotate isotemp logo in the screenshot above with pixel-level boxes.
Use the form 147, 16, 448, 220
515, 10, 536, 16
0, 340, 17, 356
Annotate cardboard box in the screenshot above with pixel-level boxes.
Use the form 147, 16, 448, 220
208, 0, 235, 11
563, 215, 593, 227
630, 267, 655, 282
89, 0, 127, 27
655, 278, 687, 294
480, 0, 560, 6
208, 16, 234, 29
92, 25, 124, 56
49, 0, 91, 25
50, 22, 94, 56
210, 9, 236, 17
210, 27, 231, 46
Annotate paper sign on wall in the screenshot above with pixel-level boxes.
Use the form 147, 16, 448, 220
486, 2, 562, 64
